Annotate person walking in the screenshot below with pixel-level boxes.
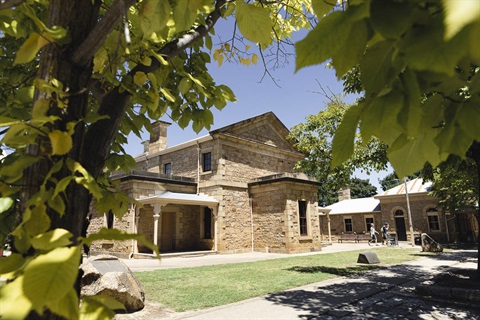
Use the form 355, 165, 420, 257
381, 222, 389, 245
368, 223, 379, 246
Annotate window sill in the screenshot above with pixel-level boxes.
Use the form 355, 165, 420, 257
299, 236, 312, 241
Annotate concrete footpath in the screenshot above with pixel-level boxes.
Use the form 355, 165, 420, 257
117, 244, 480, 320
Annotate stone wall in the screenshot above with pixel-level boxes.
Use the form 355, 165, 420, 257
219, 142, 299, 183
250, 180, 321, 253
216, 186, 252, 253
320, 213, 382, 242
379, 194, 446, 242
87, 178, 198, 255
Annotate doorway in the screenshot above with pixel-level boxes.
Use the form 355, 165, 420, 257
160, 212, 176, 252
394, 209, 407, 241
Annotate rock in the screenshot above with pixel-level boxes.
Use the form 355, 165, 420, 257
81, 255, 145, 313
421, 233, 443, 252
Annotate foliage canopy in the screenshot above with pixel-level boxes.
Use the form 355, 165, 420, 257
296, 0, 480, 178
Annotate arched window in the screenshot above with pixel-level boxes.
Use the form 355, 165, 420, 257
427, 207, 440, 232
395, 209, 404, 216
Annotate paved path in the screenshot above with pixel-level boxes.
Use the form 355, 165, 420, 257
116, 244, 479, 320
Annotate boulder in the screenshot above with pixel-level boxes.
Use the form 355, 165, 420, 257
81, 255, 145, 313
421, 233, 443, 252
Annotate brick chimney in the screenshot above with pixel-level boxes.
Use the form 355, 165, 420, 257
337, 188, 351, 201
144, 121, 171, 154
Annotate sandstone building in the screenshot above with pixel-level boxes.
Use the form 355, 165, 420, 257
88, 112, 321, 256
319, 178, 478, 245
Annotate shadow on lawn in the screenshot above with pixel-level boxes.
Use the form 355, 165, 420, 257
268, 261, 480, 319
286, 265, 383, 276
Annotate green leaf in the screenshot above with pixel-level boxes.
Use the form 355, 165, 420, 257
360, 40, 395, 95
14, 32, 50, 65
140, 0, 170, 38
0, 116, 20, 127
86, 295, 125, 312
173, 0, 199, 32
388, 129, 446, 178
398, 68, 422, 136
311, 0, 335, 18
53, 176, 73, 197
24, 203, 51, 236
331, 103, 362, 167
160, 87, 176, 102
49, 130, 73, 155
0, 197, 14, 213
0, 253, 26, 275
370, 0, 414, 39
404, 17, 467, 76
179, 78, 192, 95
0, 276, 33, 319
331, 19, 369, 79
79, 296, 116, 320
133, 71, 148, 86
47, 288, 79, 320
23, 246, 81, 309
31, 228, 73, 251
235, 2, 272, 46
456, 99, 480, 141
82, 228, 159, 257
360, 90, 404, 145
296, 11, 350, 71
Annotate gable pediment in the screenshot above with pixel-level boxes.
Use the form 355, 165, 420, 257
210, 112, 298, 152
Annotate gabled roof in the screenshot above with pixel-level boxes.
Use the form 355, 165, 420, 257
210, 112, 289, 136
375, 178, 432, 198
209, 112, 299, 152
323, 197, 381, 215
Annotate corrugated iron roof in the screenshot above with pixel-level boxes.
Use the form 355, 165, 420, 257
323, 197, 381, 215
376, 178, 431, 197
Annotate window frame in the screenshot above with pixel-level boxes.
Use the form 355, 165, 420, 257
344, 217, 353, 233
298, 200, 308, 236
426, 207, 440, 232
202, 152, 212, 172
164, 162, 172, 175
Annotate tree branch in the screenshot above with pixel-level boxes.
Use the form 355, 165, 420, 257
71, 0, 137, 68
82, 0, 227, 176
0, 0, 24, 10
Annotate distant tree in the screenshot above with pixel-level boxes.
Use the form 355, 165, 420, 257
379, 172, 400, 192
288, 97, 388, 206
349, 178, 378, 198
319, 177, 378, 207
422, 151, 479, 215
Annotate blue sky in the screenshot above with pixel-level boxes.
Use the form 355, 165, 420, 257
125, 21, 391, 191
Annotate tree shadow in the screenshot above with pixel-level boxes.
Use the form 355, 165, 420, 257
411, 249, 477, 262
266, 262, 480, 319
286, 265, 384, 277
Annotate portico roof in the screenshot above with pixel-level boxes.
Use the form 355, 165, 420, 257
137, 191, 219, 207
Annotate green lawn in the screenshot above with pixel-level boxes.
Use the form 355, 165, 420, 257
135, 247, 427, 312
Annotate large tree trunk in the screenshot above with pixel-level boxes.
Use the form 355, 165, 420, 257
470, 141, 480, 280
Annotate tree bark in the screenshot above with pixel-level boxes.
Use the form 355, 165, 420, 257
469, 141, 480, 280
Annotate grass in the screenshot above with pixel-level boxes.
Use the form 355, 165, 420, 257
135, 247, 426, 312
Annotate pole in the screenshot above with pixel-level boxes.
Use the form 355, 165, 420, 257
404, 177, 415, 246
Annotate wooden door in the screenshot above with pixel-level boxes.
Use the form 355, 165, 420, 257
160, 212, 176, 252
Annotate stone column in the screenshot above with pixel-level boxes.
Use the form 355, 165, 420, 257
153, 204, 163, 247
210, 206, 219, 252
129, 204, 137, 256
327, 212, 332, 244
